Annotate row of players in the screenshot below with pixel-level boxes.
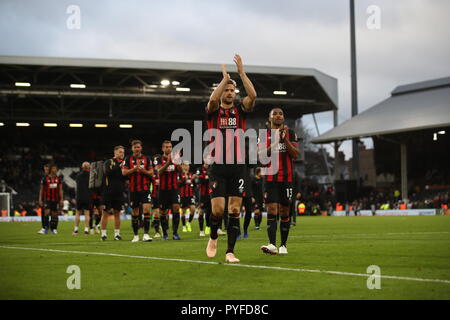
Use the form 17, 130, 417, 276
37, 140, 265, 242
38, 55, 299, 262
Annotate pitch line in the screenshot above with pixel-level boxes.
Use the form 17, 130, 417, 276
1, 245, 450, 285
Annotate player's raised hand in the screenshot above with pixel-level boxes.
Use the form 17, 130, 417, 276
135, 159, 141, 171
234, 54, 244, 75
273, 128, 281, 145
221, 64, 230, 80
280, 125, 289, 141
172, 152, 182, 165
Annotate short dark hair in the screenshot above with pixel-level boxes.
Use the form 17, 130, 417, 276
269, 107, 284, 116
131, 140, 142, 146
227, 79, 237, 87
162, 140, 172, 146
49, 163, 58, 170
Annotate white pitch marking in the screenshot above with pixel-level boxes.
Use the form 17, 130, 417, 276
1, 245, 449, 285
188, 231, 450, 241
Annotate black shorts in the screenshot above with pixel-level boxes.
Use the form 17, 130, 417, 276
76, 201, 92, 211
159, 189, 180, 210
242, 196, 253, 214
103, 192, 124, 211
92, 198, 102, 208
150, 194, 159, 209
200, 194, 211, 210
265, 181, 294, 207
130, 190, 151, 209
254, 199, 264, 211
209, 164, 245, 198
44, 201, 58, 211
181, 196, 195, 208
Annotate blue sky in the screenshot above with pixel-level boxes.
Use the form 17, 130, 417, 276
1, 0, 449, 159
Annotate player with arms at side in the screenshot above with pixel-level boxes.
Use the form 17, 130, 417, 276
37, 164, 50, 234
196, 162, 210, 237
179, 161, 197, 233
241, 164, 255, 239
259, 108, 300, 254
205, 54, 257, 263
73, 162, 92, 235
101, 145, 126, 241
154, 141, 182, 240
90, 188, 102, 234
39, 164, 63, 235
122, 140, 154, 242
150, 156, 162, 238
252, 167, 264, 230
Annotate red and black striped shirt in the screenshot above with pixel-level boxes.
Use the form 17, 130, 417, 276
154, 155, 179, 190
123, 155, 152, 192
206, 104, 248, 164
179, 172, 194, 197
262, 129, 299, 183
151, 174, 159, 198
41, 175, 62, 202
196, 166, 210, 196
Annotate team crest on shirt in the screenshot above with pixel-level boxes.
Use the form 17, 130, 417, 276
276, 143, 287, 152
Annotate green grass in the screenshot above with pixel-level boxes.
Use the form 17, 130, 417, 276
0, 216, 450, 300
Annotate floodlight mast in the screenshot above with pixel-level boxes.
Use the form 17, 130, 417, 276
350, 0, 360, 186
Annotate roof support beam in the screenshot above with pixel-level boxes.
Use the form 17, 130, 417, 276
400, 143, 408, 201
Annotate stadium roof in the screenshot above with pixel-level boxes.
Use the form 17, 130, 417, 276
0, 55, 337, 124
311, 77, 450, 144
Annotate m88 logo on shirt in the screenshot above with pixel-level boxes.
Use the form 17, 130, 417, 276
219, 117, 237, 128
276, 142, 287, 152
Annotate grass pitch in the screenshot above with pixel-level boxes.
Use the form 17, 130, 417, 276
0, 216, 449, 300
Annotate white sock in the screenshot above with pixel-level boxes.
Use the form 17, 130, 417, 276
84, 227, 89, 232
74, 226, 78, 232
101, 230, 107, 237
114, 229, 120, 236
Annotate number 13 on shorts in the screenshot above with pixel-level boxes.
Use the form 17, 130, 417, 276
286, 188, 293, 201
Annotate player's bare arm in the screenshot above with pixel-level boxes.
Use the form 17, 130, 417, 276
38, 185, 43, 207
281, 125, 300, 160
257, 128, 281, 159
234, 54, 257, 111
206, 64, 231, 113
138, 163, 154, 177
122, 163, 138, 176
138, 168, 154, 177
59, 184, 64, 207
157, 153, 172, 175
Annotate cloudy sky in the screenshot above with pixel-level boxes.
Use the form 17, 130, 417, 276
1, 0, 449, 159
